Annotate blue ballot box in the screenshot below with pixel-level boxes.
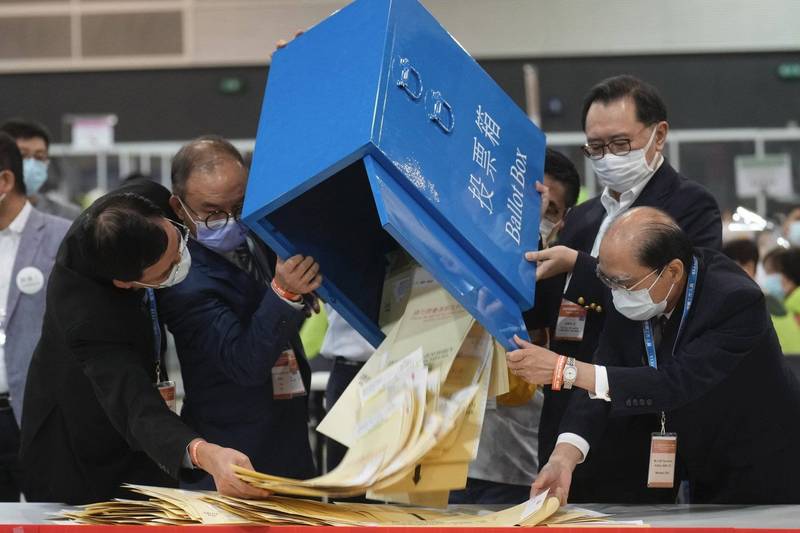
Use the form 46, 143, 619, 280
242, 0, 546, 350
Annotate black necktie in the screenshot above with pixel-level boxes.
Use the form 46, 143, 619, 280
234, 243, 265, 286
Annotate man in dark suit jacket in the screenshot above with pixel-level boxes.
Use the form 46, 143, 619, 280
525, 75, 721, 503
510, 207, 800, 504
157, 136, 321, 490
20, 179, 271, 504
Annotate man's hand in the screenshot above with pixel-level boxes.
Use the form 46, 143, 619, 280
507, 335, 559, 385
195, 441, 272, 499
273, 30, 305, 56
275, 255, 322, 295
525, 245, 578, 280
531, 444, 582, 505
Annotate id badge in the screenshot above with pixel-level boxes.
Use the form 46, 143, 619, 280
155, 380, 177, 414
647, 433, 677, 488
271, 350, 307, 400
553, 299, 588, 342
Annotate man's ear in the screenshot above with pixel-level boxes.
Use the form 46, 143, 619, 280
169, 195, 185, 223
669, 258, 685, 281
0, 169, 15, 194
112, 279, 135, 289
654, 121, 669, 152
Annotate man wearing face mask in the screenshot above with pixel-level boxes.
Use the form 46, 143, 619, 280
20, 178, 271, 505
509, 207, 800, 504
156, 136, 321, 490
0, 134, 70, 502
524, 75, 722, 503
0, 120, 82, 220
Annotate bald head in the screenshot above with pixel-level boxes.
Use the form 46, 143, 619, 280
598, 207, 693, 302
602, 207, 681, 263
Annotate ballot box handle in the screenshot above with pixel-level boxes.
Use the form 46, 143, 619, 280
427, 90, 455, 134
396, 57, 423, 100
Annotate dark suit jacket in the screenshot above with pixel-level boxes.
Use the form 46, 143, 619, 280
20, 180, 199, 505
530, 160, 722, 502
157, 239, 315, 489
560, 248, 800, 504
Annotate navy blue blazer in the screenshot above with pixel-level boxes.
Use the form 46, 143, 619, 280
157, 239, 316, 487
530, 160, 722, 502
560, 247, 800, 504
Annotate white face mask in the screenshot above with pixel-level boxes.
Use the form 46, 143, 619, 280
611, 267, 675, 321
135, 230, 192, 289
591, 126, 659, 193
540, 217, 557, 243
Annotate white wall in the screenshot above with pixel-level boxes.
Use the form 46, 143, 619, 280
0, 0, 797, 73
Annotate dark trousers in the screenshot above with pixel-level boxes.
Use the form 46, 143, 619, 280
0, 406, 22, 502
323, 357, 364, 473
449, 477, 530, 505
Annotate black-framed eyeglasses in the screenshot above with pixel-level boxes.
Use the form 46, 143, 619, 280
596, 264, 662, 291
177, 196, 242, 230
581, 125, 653, 160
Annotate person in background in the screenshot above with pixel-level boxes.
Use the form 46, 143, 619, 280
760, 247, 800, 354
0, 120, 82, 220
525, 75, 721, 504
157, 136, 321, 490
784, 208, 800, 247
318, 308, 374, 472
721, 238, 758, 279
449, 149, 581, 505
20, 178, 269, 505
0, 134, 70, 502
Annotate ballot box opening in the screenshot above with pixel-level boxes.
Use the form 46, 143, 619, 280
258, 160, 400, 335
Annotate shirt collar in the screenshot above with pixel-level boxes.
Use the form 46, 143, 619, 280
5, 201, 33, 235
599, 154, 664, 216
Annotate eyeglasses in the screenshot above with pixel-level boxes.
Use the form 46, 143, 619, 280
177, 196, 242, 230
581, 125, 653, 160
596, 264, 662, 291
134, 221, 189, 288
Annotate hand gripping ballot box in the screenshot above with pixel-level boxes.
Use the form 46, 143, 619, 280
242, 0, 546, 351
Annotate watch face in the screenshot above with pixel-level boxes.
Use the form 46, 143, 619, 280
564, 367, 578, 381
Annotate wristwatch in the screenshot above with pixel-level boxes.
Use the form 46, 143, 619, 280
563, 357, 577, 389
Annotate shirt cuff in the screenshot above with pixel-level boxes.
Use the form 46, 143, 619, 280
588, 365, 611, 402
182, 446, 195, 469
556, 433, 589, 464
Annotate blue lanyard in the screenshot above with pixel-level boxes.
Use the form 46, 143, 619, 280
642, 256, 699, 369
146, 288, 162, 382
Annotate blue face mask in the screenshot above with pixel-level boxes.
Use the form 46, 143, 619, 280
196, 218, 248, 253
788, 221, 800, 247
763, 273, 785, 301
23, 158, 48, 194
176, 196, 247, 253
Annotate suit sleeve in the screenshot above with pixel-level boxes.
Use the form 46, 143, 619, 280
159, 286, 306, 387
67, 323, 199, 480
563, 251, 605, 308
605, 287, 766, 417
556, 319, 624, 450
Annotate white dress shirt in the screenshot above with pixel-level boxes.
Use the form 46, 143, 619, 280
0, 201, 33, 394
319, 306, 373, 362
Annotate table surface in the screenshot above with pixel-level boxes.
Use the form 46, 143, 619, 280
2, 502, 800, 528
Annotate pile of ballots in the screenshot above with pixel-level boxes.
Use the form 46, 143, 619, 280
60, 485, 633, 526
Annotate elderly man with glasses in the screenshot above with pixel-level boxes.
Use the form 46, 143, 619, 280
523, 75, 722, 504
510, 207, 800, 505
157, 136, 321, 491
